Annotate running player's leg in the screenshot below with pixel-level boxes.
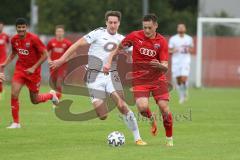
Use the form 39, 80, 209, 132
180, 63, 190, 101
87, 72, 109, 120
0, 64, 5, 100
176, 76, 185, 104
172, 63, 184, 103
0, 80, 3, 100
92, 98, 108, 120
153, 81, 173, 146
26, 75, 59, 105
111, 91, 146, 145
134, 86, 158, 136
7, 81, 24, 128
107, 71, 146, 145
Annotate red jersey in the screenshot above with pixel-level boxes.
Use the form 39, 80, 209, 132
0, 32, 9, 63
121, 30, 169, 84
11, 32, 46, 74
47, 38, 72, 61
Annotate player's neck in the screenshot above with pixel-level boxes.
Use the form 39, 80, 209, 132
149, 32, 157, 39
56, 37, 64, 41
179, 33, 185, 37
107, 29, 117, 35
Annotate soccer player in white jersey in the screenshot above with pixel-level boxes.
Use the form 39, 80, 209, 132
49, 11, 146, 145
169, 23, 194, 104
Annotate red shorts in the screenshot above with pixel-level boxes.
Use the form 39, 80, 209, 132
132, 80, 170, 103
50, 64, 67, 82
12, 69, 41, 93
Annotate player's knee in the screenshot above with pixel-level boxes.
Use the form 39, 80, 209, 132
117, 100, 126, 109
161, 106, 169, 113
117, 101, 129, 114
137, 104, 148, 114
30, 98, 39, 104
140, 111, 149, 117
11, 94, 18, 99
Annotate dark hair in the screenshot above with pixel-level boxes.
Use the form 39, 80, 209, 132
105, 10, 122, 21
143, 13, 158, 23
15, 18, 28, 26
55, 25, 65, 30
0, 21, 4, 25
178, 23, 186, 27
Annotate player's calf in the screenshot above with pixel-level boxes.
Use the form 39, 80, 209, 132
93, 99, 108, 120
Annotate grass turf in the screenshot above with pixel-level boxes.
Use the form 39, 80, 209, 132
0, 85, 240, 160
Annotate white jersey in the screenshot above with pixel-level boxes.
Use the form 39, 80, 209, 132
169, 34, 193, 65
83, 27, 125, 71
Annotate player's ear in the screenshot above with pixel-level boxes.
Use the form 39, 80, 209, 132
155, 22, 158, 29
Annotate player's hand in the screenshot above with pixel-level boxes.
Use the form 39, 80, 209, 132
0, 73, 6, 82
47, 58, 52, 63
103, 63, 111, 75
0, 64, 5, 71
150, 59, 160, 68
49, 59, 64, 70
149, 60, 168, 72
172, 48, 179, 53
25, 67, 36, 74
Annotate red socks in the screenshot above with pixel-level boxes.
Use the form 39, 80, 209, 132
0, 82, 2, 93
36, 93, 53, 103
162, 112, 173, 137
140, 107, 152, 118
11, 97, 19, 123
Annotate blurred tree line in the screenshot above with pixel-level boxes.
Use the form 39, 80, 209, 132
0, 0, 198, 35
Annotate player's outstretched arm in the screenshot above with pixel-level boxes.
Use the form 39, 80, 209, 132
49, 38, 88, 69
103, 43, 123, 74
0, 51, 17, 69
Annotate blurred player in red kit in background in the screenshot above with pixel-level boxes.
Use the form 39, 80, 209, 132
0, 21, 10, 100
0, 18, 59, 129
47, 25, 72, 97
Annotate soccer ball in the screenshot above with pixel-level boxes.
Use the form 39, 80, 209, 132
107, 131, 125, 147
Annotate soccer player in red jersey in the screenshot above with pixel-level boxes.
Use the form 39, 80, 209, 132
0, 18, 59, 129
104, 14, 173, 146
47, 25, 72, 96
0, 21, 10, 99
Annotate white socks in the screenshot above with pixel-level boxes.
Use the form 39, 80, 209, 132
177, 83, 188, 102
123, 111, 141, 141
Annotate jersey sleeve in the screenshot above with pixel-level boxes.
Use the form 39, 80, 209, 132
66, 40, 72, 49
33, 36, 46, 55
159, 38, 169, 62
47, 40, 52, 51
11, 38, 17, 53
83, 28, 102, 44
121, 32, 135, 48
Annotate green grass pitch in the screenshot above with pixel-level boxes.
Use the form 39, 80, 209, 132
0, 85, 240, 160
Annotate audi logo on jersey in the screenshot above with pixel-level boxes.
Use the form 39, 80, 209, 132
18, 49, 29, 55
139, 48, 157, 57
